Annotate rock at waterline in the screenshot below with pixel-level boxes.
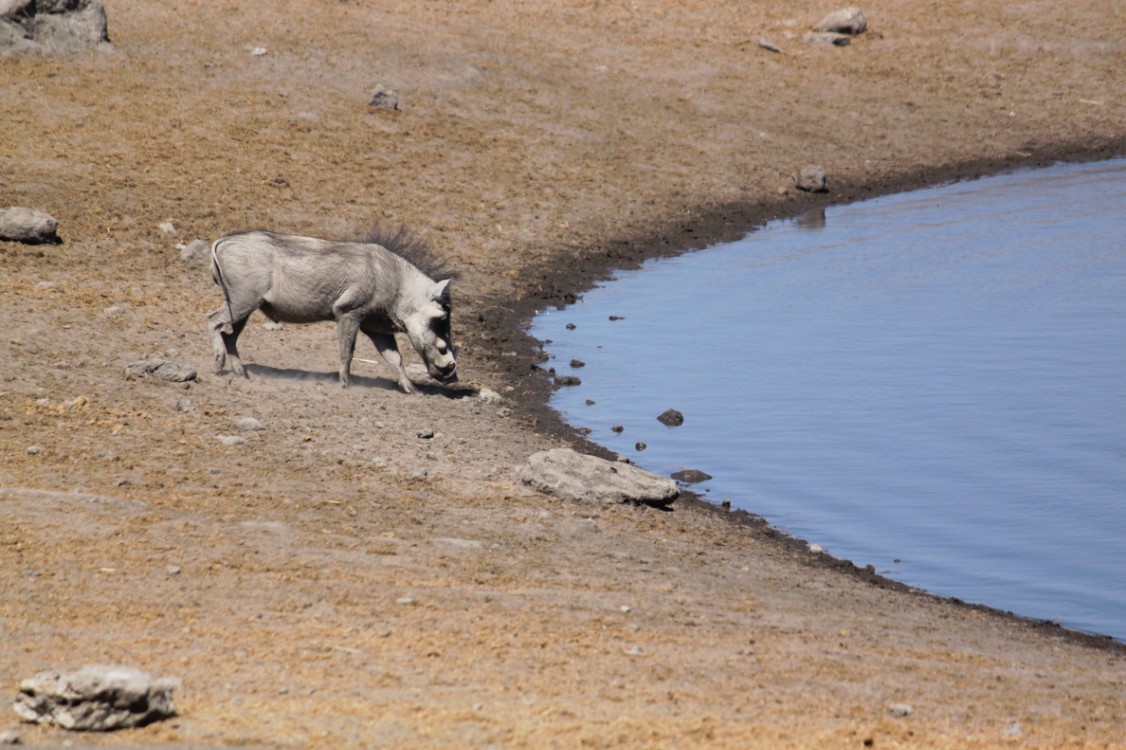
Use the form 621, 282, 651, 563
555, 375, 582, 386
657, 408, 684, 426
671, 468, 712, 484
0, 207, 59, 244
13, 665, 179, 731
795, 165, 828, 192
520, 448, 678, 507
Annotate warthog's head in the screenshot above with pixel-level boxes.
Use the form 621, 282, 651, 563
405, 278, 458, 384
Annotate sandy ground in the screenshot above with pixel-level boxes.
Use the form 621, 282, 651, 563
2, 1, 1125, 747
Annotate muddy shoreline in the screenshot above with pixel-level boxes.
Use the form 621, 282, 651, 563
495, 138, 1126, 652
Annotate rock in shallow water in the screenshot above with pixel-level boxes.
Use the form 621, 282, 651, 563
13, 665, 179, 731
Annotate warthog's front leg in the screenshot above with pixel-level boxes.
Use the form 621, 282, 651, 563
364, 331, 415, 394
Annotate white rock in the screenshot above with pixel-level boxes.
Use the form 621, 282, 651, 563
887, 703, 914, 718
812, 7, 868, 35
14, 665, 179, 731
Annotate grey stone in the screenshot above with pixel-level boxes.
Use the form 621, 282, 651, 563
795, 164, 828, 192
657, 408, 684, 426
235, 416, 266, 431
0, 0, 109, 54
177, 238, 209, 262
369, 85, 400, 110
217, 435, 247, 447
813, 7, 867, 35
123, 357, 197, 383
477, 387, 503, 404
520, 447, 679, 507
671, 468, 712, 484
0, 207, 58, 244
13, 665, 178, 731
555, 375, 581, 386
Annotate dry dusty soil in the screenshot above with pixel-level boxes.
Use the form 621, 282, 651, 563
2, 1, 1125, 748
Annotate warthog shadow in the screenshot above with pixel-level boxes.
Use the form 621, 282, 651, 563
243, 364, 470, 399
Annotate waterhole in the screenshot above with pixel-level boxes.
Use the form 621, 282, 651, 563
533, 158, 1126, 641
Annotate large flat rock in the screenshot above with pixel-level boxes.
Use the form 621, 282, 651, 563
520, 448, 678, 507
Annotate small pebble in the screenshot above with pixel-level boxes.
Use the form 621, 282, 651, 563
887, 703, 914, 718
25, 446, 42, 456
217, 435, 247, 447
236, 416, 266, 431
635, 442, 647, 451
166, 565, 182, 576
611, 425, 624, 433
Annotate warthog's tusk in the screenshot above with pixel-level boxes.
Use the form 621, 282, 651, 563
353, 358, 383, 366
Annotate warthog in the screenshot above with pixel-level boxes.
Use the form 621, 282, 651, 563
206, 229, 457, 393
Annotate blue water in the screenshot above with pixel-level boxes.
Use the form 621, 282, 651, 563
533, 159, 1126, 641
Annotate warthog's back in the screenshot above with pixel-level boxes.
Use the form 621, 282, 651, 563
213, 231, 405, 324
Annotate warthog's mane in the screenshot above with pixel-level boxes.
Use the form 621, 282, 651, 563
352, 224, 453, 281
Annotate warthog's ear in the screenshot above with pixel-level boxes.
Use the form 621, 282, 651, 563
433, 278, 452, 305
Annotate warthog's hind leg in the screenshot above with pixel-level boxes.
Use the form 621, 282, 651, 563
364, 331, 415, 393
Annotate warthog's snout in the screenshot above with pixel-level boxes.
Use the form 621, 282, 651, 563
432, 361, 458, 383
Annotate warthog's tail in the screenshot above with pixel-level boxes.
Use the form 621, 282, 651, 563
210, 236, 236, 335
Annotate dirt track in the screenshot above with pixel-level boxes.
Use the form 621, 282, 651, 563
2, 1, 1125, 747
